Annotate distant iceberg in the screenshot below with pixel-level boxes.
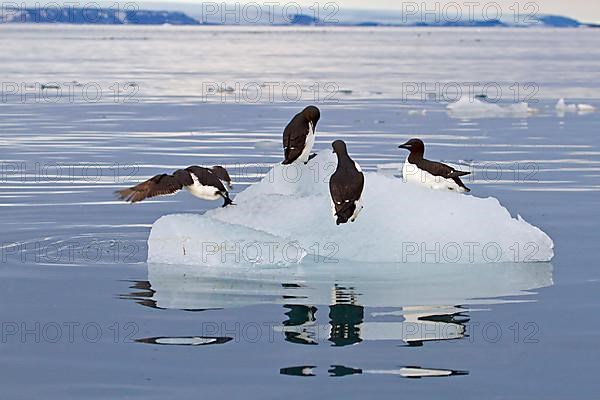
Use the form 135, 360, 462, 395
148, 150, 553, 266
556, 98, 597, 115
447, 96, 535, 119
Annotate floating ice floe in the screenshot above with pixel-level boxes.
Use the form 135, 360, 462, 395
447, 96, 536, 119
148, 150, 553, 266
556, 98, 597, 115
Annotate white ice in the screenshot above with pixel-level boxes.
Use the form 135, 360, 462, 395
447, 96, 535, 119
148, 150, 554, 267
556, 98, 597, 115
556, 98, 578, 113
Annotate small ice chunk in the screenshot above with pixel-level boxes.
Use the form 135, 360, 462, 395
555, 98, 578, 113
577, 104, 597, 113
408, 109, 427, 116
447, 96, 534, 119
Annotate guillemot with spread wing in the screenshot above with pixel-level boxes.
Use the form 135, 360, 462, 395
115, 166, 234, 207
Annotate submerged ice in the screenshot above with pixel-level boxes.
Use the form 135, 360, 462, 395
148, 151, 554, 266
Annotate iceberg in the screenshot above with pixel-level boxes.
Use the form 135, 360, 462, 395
148, 150, 554, 266
577, 104, 597, 113
555, 98, 596, 115
447, 96, 535, 119
555, 98, 578, 113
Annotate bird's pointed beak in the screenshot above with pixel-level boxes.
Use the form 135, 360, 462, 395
399, 143, 410, 149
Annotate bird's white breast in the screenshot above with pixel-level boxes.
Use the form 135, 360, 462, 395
185, 174, 222, 200
298, 122, 315, 163
402, 156, 466, 192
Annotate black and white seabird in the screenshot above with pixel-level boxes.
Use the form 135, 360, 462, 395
115, 166, 234, 207
399, 138, 470, 193
329, 140, 364, 225
210, 165, 233, 189
282, 105, 321, 165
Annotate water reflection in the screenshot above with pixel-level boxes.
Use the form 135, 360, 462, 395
280, 365, 469, 379
136, 336, 232, 346
276, 285, 467, 347
122, 261, 553, 351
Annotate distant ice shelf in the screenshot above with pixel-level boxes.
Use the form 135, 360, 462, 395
148, 150, 554, 267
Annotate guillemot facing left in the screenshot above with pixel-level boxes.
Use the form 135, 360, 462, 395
115, 166, 234, 207
399, 138, 470, 193
330, 140, 364, 225
282, 106, 321, 165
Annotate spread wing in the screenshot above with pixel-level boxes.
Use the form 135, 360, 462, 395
115, 169, 192, 203
282, 114, 309, 164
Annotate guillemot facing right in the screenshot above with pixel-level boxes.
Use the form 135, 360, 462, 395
399, 138, 471, 193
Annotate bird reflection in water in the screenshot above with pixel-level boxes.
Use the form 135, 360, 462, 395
280, 284, 467, 347
280, 365, 468, 379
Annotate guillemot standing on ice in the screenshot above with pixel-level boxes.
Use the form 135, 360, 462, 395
329, 140, 364, 225
399, 138, 471, 193
115, 166, 234, 207
282, 106, 320, 165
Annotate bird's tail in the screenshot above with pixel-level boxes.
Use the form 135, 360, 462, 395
335, 203, 356, 225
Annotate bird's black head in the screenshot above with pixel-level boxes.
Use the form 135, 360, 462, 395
301, 106, 320, 125
332, 140, 348, 155
399, 138, 425, 155
211, 166, 233, 189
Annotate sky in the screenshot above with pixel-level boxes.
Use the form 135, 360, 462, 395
152, 0, 600, 23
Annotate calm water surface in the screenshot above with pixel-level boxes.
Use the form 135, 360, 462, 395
0, 26, 599, 399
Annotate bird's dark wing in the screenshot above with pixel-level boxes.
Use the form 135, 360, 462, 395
282, 114, 309, 164
329, 170, 364, 223
419, 159, 470, 179
329, 170, 364, 204
115, 169, 191, 203
185, 166, 228, 193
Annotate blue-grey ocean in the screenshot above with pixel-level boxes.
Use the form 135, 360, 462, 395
1, 25, 599, 398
